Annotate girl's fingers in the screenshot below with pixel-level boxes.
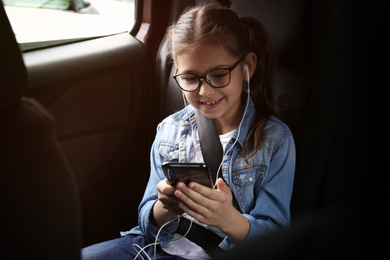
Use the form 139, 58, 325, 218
175, 182, 215, 206
176, 190, 209, 221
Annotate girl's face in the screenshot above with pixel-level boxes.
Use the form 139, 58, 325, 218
176, 44, 246, 133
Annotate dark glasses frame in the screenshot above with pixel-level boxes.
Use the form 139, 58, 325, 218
173, 56, 244, 92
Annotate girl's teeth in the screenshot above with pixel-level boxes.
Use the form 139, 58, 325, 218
205, 98, 221, 105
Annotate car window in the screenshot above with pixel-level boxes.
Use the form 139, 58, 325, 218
4, 0, 135, 51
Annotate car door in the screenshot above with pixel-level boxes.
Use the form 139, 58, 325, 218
9, 0, 154, 246
24, 33, 154, 245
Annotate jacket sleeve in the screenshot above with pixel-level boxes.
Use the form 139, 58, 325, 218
244, 133, 296, 241
221, 133, 296, 250
137, 123, 179, 247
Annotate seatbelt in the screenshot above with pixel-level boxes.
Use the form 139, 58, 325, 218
194, 109, 223, 184
194, 109, 241, 212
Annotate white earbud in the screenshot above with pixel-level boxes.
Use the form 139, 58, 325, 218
245, 65, 250, 82
244, 65, 250, 94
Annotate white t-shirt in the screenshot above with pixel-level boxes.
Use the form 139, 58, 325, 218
161, 128, 235, 259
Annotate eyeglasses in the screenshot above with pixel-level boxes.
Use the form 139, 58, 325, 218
173, 56, 244, 92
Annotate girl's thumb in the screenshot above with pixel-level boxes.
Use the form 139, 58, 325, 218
216, 178, 230, 193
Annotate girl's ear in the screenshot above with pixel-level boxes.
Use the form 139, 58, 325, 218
242, 52, 257, 81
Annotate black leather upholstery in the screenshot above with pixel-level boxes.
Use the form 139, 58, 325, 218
0, 3, 82, 259
231, 0, 315, 145
217, 0, 378, 257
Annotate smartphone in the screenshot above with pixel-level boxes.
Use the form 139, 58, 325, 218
162, 162, 213, 187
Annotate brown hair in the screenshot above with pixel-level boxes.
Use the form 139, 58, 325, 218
166, 4, 282, 163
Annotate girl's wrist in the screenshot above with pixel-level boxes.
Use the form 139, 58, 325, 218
220, 209, 250, 243
151, 200, 178, 228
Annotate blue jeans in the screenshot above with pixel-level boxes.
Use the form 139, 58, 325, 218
82, 234, 185, 260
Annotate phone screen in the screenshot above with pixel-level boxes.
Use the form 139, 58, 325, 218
162, 162, 213, 187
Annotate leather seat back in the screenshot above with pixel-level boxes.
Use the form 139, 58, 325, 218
231, 0, 315, 144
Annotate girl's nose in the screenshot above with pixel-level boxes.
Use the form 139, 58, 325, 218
198, 79, 216, 96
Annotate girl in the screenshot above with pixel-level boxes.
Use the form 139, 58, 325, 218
83, 4, 295, 260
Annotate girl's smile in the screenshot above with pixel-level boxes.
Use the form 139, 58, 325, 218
199, 96, 224, 109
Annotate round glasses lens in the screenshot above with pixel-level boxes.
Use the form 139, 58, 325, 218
176, 74, 199, 91
206, 69, 230, 87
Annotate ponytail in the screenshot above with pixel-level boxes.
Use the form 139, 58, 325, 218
240, 16, 283, 163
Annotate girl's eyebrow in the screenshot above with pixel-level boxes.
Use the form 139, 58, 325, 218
178, 64, 232, 75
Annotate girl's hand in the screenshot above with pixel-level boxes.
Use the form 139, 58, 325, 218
175, 178, 249, 243
156, 178, 183, 215
152, 178, 184, 228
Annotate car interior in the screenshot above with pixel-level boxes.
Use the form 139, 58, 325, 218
1, 0, 380, 259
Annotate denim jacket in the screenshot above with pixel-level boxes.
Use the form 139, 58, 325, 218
127, 98, 295, 251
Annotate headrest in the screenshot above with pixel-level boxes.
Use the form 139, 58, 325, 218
0, 3, 27, 112
230, 0, 307, 52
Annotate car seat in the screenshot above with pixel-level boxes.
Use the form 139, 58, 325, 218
0, 3, 82, 259
153, 0, 369, 221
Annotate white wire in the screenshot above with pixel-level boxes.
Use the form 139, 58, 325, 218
132, 213, 194, 260
132, 217, 173, 260
214, 80, 250, 188
133, 243, 154, 260
170, 214, 194, 244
